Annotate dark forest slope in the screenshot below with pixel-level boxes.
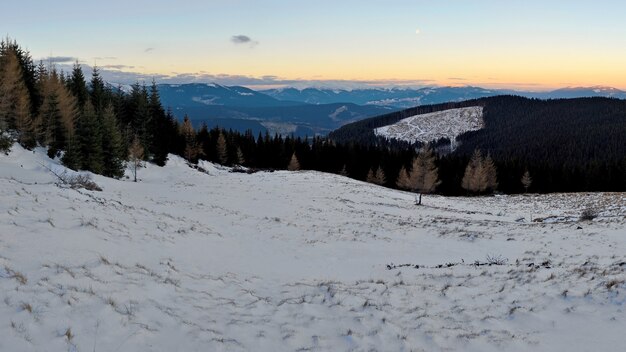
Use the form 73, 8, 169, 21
330, 96, 626, 193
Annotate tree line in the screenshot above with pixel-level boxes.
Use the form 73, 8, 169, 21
3, 38, 622, 196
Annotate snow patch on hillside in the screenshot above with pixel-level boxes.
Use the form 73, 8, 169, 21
375, 106, 484, 144
329, 105, 348, 121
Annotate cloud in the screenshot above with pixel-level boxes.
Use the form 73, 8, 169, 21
231, 35, 252, 44
44, 59, 435, 89
144, 47, 155, 53
415, 28, 421, 35
40, 56, 77, 64
93, 56, 117, 61
231, 35, 258, 47
448, 77, 467, 81
101, 64, 136, 70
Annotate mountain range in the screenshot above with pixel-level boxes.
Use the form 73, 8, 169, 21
155, 83, 626, 136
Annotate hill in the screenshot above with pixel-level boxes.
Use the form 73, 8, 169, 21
330, 96, 626, 193
1, 145, 625, 351
263, 86, 626, 108
157, 84, 395, 136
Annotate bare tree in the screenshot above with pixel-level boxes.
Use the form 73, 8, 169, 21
462, 149, 498, 194
216, 131, 228, 165
236, 147, 245, 165
366, 167, 386, 185
287, 152, 300, 171
396, 146, 440, 204
521, 170, 532, 193
180, 115, 200, 162
409, 146, 441, 205
128, 135, 144, 182
339, 164, 349, 177
396, 165, 412, 190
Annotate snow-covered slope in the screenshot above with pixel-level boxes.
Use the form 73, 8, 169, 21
375, 106, 484, 144
1, 146, 625, 351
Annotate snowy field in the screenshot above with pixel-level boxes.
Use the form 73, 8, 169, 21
1, 146, 625, 351
375, 106, 484, 144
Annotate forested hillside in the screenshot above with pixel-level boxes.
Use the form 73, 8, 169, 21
330, 96, 626, 193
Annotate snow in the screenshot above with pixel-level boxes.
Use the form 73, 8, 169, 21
375, 106, 484, 144
191, 96, 222, 105
328, 105, 349, 121
1, 145, 625, 351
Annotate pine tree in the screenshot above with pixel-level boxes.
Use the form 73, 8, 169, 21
216, 131, 228, 165
100, 104, 125, 178
287, 152, 300, 171
128, 135, 144, 182
521, 170, 532, 193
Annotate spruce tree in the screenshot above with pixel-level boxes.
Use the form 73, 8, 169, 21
76, 102, 104, 173
89, 66, 107, 113
68, 62, 89, 111
100, 105, 125, 178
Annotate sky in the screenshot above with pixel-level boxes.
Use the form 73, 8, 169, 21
3, 0, 626, 90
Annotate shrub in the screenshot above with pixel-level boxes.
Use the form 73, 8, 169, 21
0, 133, 13, 154
579, 207, 597, 221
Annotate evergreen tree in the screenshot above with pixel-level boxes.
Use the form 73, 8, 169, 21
89, 66, 107, 113
67, 61, 89, 110
61, 135, 82, 170
76, 102, 104, 173
100, 104, 125, 178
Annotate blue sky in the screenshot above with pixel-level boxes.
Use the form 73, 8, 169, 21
3, 0, 626, 89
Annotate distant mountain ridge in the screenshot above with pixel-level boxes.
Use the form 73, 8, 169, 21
263, 86, 626, 108
151, 83, 626, 137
